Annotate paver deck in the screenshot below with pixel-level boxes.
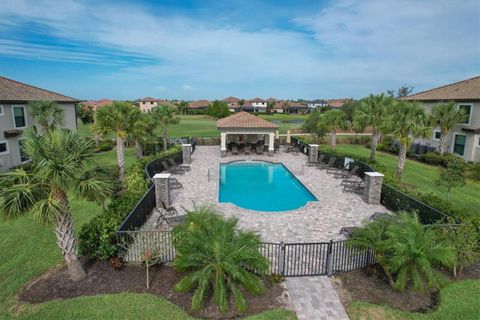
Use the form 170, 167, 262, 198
286, 277, 349, 320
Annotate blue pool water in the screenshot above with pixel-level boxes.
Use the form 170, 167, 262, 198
219, 161, 317, 212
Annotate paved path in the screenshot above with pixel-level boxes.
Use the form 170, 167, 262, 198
286, 277, 349, 320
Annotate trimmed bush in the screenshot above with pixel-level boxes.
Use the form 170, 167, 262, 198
420, 152, 466, 167
97, 140, 114, 152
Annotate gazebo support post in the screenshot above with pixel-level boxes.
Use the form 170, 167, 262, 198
268, 133, 275, 156
220, 132, 227, 157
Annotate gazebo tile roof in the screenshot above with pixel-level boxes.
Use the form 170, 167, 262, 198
216, 111, 278, 129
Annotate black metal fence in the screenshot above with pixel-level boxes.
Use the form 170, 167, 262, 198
117, 230, 375, 277
291, 137, 451, 224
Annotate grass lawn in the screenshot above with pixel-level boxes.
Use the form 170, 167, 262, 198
0, 147, 295, 320
347, 280, 480, 320
335, 144, 480, 212
77, 114, 307, 140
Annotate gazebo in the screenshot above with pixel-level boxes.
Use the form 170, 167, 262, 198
216, 112, 279, 157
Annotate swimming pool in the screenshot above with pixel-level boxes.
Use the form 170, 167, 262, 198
219, 161, 317, 211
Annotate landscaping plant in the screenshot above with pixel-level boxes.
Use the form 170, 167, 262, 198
435, 158, 466, 202
430, 102, 466, 155
153, 104, 180, 151
0, 130, 112, 280
172, 206, 269, 313
206, 100, 231, 119
321, 109, 349, 148
27, 100, 64, 132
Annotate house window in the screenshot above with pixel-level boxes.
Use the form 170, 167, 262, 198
433, 130, 441, 140
12, 106, 27, 128
0, 105, 4, 116
453, 134, 467, 156
458, 104, 472, 125
18, 139, 30, 163
0, 140, 8, 155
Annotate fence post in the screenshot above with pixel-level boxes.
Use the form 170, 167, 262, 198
279, 242, 286, 276
326, 240, 334, 276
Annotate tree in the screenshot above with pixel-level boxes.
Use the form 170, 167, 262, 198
153, 105, 179, 151
383, 213, 454, 292
321, 109, 349, 148
129, 108, 155, 159
266, 101, 275, 114
340, 99, 359, 123
239, 99, 245, 112
387, 86, 413, 98
435, 158, 466, 201
354, 94, 392, 160
27, 100, 64, 132
206, 100, 230, 119
176, 100, 189, 115
0, 130, 111, 280
282, 101, 289, 114
430, 102, 466, 155
94, 101, 134, 191
173, 206, 268, 313
465, 162, 480, 181
384, 101, 432, 180
302, 109, 328, 142
76, 103, 94, 124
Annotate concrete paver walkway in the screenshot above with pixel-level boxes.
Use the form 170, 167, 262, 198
286, 277, 349, 320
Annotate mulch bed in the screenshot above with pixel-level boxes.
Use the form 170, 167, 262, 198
19, 259, 290, 320
332, 262, 480, 313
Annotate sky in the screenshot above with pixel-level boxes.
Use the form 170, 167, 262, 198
0, 0, 479, 100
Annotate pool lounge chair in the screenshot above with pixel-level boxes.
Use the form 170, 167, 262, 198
317, 157, 336, 170
169, 177, 183, 189
168, 159, 191, 172
256, 145, 264, 155
292, 147, 299, 155
342, 178, 365, 194
232, 143, 239, 155
244, 144, 251, 155
340, 226, 360, 238
333, 165, 359, 179
162, 161, 185, 175
155, 207, 185, 227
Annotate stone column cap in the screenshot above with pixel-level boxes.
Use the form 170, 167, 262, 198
182, 143, 192, 147
153, 173, 171, 179
365, 172, 384, 177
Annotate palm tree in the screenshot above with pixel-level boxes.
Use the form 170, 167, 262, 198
94, 101, 133, 191
430, 102, 465, 155
0, 130, 111, 280
27, 100, 64, 132
321, 109, 349, 148
385, 101, 432, 180
153, 105, 179, 151
173, 206, 269, 313
129, 108, 154, 159
354, 94, 392, 160
383, 212, 455, 292
239, 99, 245, 112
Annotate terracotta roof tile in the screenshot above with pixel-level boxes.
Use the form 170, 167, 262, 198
0, 76, 78, 103
217, 111, 278, 129
189, 99, 210, 109
223, 96, 240, 102
402, 76, 480, 101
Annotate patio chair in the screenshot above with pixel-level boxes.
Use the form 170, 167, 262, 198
326, 162, 346, 174
334, 165, 359, 180
232, 143, 239, 155
317, 156, 336, 170
244, 144, 251, 155
168, 158, 190, 172
342, 178, 366, 194
292, 147, 299, 155
162, 161, 185, 175
256, 145, 264, 155
340, 226, 360, 238
369, 212, 399, 222
168, 177, 183, 189
154, 207, 185, 227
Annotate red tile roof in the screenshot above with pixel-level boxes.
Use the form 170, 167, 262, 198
188, 99, 210, 109
327, 98, 351, 108
217, 111, 278, 129
0, 75, 78, 103
402, 76, 480, 101
83, 99, 113, 110
248, 97, 265, 103
223, 96, 240, 102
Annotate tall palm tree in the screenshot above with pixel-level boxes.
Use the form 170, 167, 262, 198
173, 206, 268, 313
321, 109, 349, 148
129, 108, 154, 159
354, 94, 392, 160
94, 101, 133, 191
153, 105, 179, 151
0, 130, 111, 280
430, 102, 465, 155
385, 101, 432, 180
383, 212, 454, 292
27, 100, 64, 132
239, 99, 245, 112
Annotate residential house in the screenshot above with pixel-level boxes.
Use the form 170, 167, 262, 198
188, 99, 210, 110
307, 99, 328, 110
83, 98, 113, 111
248, 98, 267, 112
402, 76, 480, 162
284, 101, 308, 114
0, 76, 78, 171
223, 96, 241, 112
327, 98, 351, 108
137, 97, 176, 112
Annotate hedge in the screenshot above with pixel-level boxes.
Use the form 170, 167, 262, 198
79, 145, 182, 260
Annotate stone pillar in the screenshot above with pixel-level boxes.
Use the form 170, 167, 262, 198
268, 133, 275, 156
220, 132, 227, 157
309, 144, 318, 163
182, 143, 192, 164
153, 173, 171, 207
364, 172, 384, 204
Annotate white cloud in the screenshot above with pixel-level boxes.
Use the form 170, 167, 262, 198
0, 0, 478, 98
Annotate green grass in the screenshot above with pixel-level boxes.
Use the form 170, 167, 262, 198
347, 280, 480, 320
335, 144, 480, 212
0, 147, 295, 320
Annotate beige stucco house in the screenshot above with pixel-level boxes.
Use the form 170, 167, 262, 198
403, 76, 480, 162
0, 76, 78, 171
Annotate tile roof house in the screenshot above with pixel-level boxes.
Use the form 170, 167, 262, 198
402, 76, 480, 162
83, 99, 113, 111
327, 98, 351, 108
188, 99, 210, 110
0, 76, 78, 170
137, 97, 175, 112
223, 96, 241, 112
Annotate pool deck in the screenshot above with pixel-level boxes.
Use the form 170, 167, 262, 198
146, 145, 389, 243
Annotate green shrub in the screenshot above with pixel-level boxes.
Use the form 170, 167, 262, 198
420, 152, 465, 167
97, 140, 114, 152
